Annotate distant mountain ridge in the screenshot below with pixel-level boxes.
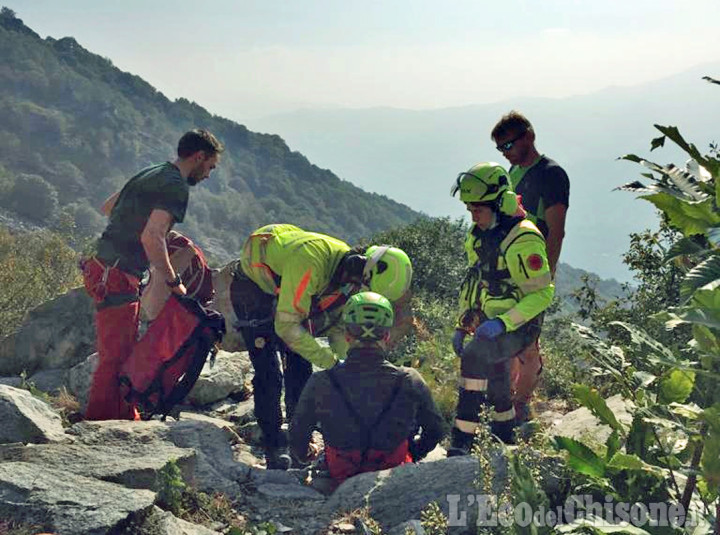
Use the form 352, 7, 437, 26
253, 62, 720, 280
0, 8, 420, 261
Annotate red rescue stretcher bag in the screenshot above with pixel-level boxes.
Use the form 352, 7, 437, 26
119, 294, 225, 419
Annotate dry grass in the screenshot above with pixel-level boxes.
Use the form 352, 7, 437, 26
0, 520, 50, 535
325, 507, 383, 535
179, 489, 245, 531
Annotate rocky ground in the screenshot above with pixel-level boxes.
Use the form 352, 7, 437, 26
0, 288, 630, 535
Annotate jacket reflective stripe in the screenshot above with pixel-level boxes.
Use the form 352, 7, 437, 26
459, 377, 488, 391
505, 308, 526, 328
517, 271, 552, 294
454, 418, 479, 434
492, 407, 516, 422
293, 268, 313, 315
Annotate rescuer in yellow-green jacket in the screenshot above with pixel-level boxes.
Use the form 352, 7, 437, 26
448, 162, 554, 452
230, 223, 412, 469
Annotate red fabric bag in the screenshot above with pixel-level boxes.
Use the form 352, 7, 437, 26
119, 294, 225, 419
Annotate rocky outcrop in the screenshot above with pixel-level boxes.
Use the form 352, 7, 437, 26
324, 456, 496, 533
66, 351, 99, 411
186, 350, 252, 407
0, 287, 95, 376
0, 462, 156, 534
548, 393, 634, 447
0, 385, 67, 444
68, 419, 251, 497
0, 441, 197, 491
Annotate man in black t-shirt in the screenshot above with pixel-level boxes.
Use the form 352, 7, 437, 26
81, 129, 224, 420
490, 111, 570, 423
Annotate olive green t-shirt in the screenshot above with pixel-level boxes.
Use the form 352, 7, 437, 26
96, 162, 189, 277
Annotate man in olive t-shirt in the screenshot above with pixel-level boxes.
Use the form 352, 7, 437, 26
81, 129, 224, 420
491, 111, 570, 423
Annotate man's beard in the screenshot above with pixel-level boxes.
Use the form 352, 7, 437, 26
187, 174, 200, 186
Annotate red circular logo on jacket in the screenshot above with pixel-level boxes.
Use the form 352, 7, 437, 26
527, 254, 544, 271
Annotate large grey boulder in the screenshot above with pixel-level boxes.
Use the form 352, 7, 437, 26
0, 385, 67, 444
186, 350, 252, 406
0, 287, 95, 376
0, 461, 156, 535
323, 456, 497, 534
66, 351, 99, 411
0, 376, 22, 387
68, 419, 251, 497
0, 440, 197, 491
28, 368, 67, 394
548, 394, 634, 447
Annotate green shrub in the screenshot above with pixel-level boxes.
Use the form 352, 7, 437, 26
0, 226, 81, 338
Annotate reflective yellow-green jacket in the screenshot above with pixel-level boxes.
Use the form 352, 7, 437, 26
458, 217, 554, 332
240, 224, 352, 368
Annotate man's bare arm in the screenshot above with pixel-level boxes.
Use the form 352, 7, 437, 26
544, 204, 567, 275
140, 209, 186, 295
101, 191, 120, 216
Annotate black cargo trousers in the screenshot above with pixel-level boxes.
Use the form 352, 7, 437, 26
453, 319, 540, 445
230, 271, 312, 449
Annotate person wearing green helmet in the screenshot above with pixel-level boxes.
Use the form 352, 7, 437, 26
448, 162, 554, 451
289, 291, 444, 486
231, 224, 412, 469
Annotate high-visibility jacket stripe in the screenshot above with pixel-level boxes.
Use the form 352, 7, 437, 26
492, 407, 516, 422
293, 268, 313, 315
459, 377, 488, 391
454, 418, 479, 434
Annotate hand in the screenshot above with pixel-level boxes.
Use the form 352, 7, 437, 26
166, 273, 186, 295
474, 318, 505, 340
171, 283, 187, 296
452, 329, 466, 357
307, 439, 322, 460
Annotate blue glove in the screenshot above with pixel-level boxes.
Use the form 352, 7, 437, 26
452, 329, 466, 357
474, 318, 505, 340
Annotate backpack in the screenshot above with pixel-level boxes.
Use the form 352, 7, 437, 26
119, 294, 226, 419
141, 231, 215, 321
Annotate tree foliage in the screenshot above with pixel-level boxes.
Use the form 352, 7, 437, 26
0, 225, 81, 338
556, 79, 720, 533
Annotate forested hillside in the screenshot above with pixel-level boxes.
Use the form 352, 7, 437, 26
0, 8, 420, 261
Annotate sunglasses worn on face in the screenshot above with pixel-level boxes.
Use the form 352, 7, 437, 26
496, 131, 527, 152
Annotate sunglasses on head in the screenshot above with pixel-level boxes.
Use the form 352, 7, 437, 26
496, 130, 527, 152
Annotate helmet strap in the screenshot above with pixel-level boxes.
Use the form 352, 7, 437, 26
362, 245, 390, 282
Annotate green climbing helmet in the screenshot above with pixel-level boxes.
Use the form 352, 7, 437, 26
343, 291, 395, 341
363, 245, 412, 301
450, 162, 518, 215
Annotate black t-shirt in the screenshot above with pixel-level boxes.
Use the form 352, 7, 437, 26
96, 162, 189, 277
509, 155, 569, 239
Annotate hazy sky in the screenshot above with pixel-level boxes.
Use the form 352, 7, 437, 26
10, 1, 720, 122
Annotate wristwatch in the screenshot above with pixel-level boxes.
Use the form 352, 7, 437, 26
166, 273, 182, 288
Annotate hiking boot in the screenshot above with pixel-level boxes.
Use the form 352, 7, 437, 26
290, 451, 310, 469
447, 428, 474, 457
265, 447, 292, 470
446, 445, 471, 457
490, 420, 516, 445
514, 402, 534, 426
